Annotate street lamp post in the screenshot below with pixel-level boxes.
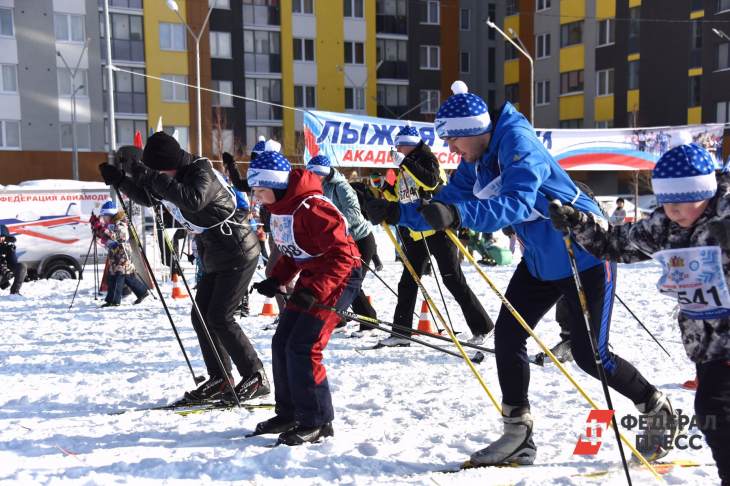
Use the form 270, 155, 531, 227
713, 28, 730, 41
167, 0, 214, 156
486, 18, 534, 125
57, 38, 90, 180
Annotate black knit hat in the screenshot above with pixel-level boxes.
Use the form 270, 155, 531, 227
142, 131, 185, 170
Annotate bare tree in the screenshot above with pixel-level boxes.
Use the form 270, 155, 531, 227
211, 105, 228, 160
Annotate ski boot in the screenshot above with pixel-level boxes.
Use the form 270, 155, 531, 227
278, 422, 334, 446
533, 338, 573, 366
233, 369, 271, 401
635, 390, 678, 462
376, 336, 410, 348
183, 375, 233, 403
238, 295, 250, 318
470, 404, 536, 466
248, 414, 297, 437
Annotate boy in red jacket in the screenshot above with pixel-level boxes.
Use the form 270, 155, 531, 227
249, 144, 363, 445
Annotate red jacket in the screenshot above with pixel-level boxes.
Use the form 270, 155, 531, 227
267, 169, 361, 308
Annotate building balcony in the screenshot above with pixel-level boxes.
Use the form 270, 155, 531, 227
376, 15, 407, 35
377, 60, 408, 79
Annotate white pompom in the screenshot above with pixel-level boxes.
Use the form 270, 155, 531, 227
451, 80, 469, 95
265, 140, 282, 153
674, 131, 693, 147
258, 135, 266, 142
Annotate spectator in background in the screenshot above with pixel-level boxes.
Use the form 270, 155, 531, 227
0, 224, 27, 295
610, 197, 627, 226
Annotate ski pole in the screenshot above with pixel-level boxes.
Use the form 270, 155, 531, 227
92, 234, 99, 300
152, 201, 243, 409
552, 203, 632, 486
69, 231, 96, 310
383, 224, 502, 414
358, 258, 420, 319
444, 227, 661, 482
112, 186, 205, 386
615, 293, 672, 358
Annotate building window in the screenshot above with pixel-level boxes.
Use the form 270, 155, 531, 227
103, 68, 146, 114
210, 0, 231, 9
161, 74, 188, 102
536, 33, 551, 59
628, 7, 640, 52
0, 8, 13, 37
162, 126, 189, 151
559, 119, 583, 129
245, 78, 282, 120
344, 41, 365, 64
345, 87, 365, 111
0, 120, 20, 149
628, 60, 640, 89
597, 19, 614, 46
242, 0, 280, 26
420, 89, 440, 114
243, 30, 281, 73
211, 80, 233, 107
108, 0, 143, 8
293, 0, 314, 14
505, 83, 519, 103
377, 84, 408, 114
0, 64, 17, 93
377, 0, 407, 15
688, 76, 702, 107
293, 38, 315, 62
294, 85, 316, 108
344, 0, 364, 18
460, 51, 470, 73
717, 43, 730, 70
54, 13, 85, 43
60, 123, 91, 150
596, 68, 614, 96
718, 0, 730, 13
420, 0, 440, 24
210, 31, 232, 58
559, 70, 584, 94
488, 3, 496, 39
536, 0, 551, 11
159, 22, 185, 51
505, 0, 518, 16
717, 100, 730, 123
595, 120, 614, 129
460, 8, 470, 30
113, 119, 147, 147
212, 128, 234, 154
505, 43, 519, 60
376, 38, 407, 62
420, 45, 440, 69
536, 80, 550, 105
58, 68, 88, 97
560, 21, 583, 47
488, 47, 495, 83
246, 126, 281, 150
104, 13, 145, 62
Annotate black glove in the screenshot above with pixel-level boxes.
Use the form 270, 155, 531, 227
187, 252, 196, 264
252, 277, 280, 298
708, 220, 730, 248
418, 201, 460, 230
548, 201, 586, 233
365, 199, 400, 225
129, 159, 153, 185
99, 162, 124, 187
222, 151, 236, 169
115, 145, 143, 172
289, 287, 317, 310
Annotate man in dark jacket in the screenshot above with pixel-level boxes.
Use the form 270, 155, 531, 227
99, 132, 269, 403
0, 224, 26, 295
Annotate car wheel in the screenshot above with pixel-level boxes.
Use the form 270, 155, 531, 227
43, 262, 77, 280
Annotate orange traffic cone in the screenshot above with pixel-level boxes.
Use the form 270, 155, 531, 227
681, 376, 698, 390
417, 300, 438, 335
171, 272, 188, 299
367, 295, 373, 305
259, 297, 278, 317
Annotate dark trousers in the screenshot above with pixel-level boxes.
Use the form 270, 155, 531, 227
9, 262, 26, 294
106, 272, 147, 304
265, 239, 295, 313
393, 229, 493, 335
272, 266, 363, 427
495, 261, 655, 408
696, 360, 730, 485
192, 257, 262, 378
351, 232, 377, 321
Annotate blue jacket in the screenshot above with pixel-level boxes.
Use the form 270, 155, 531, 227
399, 102, 603, 281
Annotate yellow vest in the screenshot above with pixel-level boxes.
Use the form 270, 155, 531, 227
383, 165, 447, 241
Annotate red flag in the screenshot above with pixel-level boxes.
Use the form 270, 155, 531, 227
133, 130, 143, 149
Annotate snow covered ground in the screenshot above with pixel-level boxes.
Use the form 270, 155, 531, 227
0, 228, 718, 485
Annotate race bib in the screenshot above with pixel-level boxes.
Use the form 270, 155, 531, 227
270, 213, 315, 261
397, 171, 419, 204
653, 246, 730, 320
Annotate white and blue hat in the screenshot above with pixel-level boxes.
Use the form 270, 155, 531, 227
100, 200, 117, 216
250, 135, 267, 159
394, 124, 420, 147
247, 140, 290, 189
652, 143, 717, 204
306, 154, 332, 177
434, 80, 492, 139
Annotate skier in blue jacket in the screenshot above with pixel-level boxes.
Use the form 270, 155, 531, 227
367, 81, 671, 466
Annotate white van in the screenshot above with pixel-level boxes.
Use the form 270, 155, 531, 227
0, 180, 112, 280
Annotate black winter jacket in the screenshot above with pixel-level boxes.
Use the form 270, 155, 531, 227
119, 155, 259, 273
